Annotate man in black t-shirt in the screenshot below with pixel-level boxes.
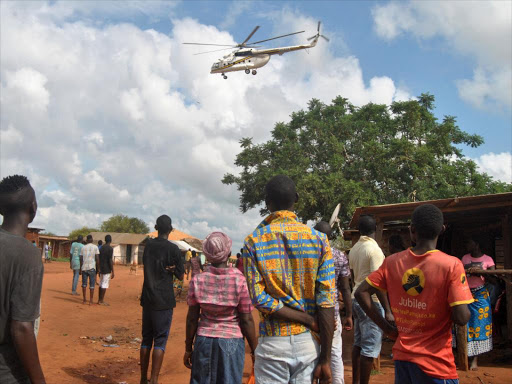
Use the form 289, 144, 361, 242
139, 215, 184, 384
0, 175, 46, 384
98, 235, 114, 305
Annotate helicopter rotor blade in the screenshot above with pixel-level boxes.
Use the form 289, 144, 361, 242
318, 21, 321, 32
240, 26, 260, 46
248, 30, 305, 46
183, 43, 236, 47
193, 47, 235, 56
321, 35, 330, 42
307, 35, 316, 41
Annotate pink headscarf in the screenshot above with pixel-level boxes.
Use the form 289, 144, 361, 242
203, 232, 233, 264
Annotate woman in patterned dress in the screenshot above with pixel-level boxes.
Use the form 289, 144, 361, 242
463, 235, 495, 370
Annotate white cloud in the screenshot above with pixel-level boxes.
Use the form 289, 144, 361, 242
1, 2, 412, 250
473, 152, 512, 184
372, 1, 512, 110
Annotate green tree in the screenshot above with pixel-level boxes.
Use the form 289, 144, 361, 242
223, 94, 511, 225
68, 226, 98, 240
100, 214, 149, 234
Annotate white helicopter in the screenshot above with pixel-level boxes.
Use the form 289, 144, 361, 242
183, 21, 329, 79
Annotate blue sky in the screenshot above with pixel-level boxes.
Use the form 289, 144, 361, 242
115, 0, 511, 156
196, 1, 509, 156
1, 1, 510, 248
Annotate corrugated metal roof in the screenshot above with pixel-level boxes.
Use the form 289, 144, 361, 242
147, 228, 195, 241
88, 232, 148, 245
348, 192, 512, 229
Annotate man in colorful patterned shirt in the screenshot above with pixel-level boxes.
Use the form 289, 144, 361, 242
243, 175, 336, 384
315, 221, 353, 384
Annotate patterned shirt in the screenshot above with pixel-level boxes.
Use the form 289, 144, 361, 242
80, 243, 99, 271
333, 248, 350, 319
244, 210, 336, 337
187, 266, 253, 339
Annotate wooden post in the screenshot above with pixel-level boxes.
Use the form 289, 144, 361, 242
375, 219, 384, 245
502, 213, 512, 340
455, 324, 469, 371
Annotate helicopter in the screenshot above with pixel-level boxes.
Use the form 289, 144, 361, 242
183, 21, 329, 79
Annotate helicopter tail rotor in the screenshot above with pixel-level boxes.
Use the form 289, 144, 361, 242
308, 21, 329, 42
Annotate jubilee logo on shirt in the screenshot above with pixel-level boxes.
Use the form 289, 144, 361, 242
402, 268, 425, 296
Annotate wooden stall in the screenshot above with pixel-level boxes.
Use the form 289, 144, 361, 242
344, 192, 512, 369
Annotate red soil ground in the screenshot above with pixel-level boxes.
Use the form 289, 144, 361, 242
38, 262, 511, 383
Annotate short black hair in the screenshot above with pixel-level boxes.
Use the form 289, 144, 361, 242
155, 215, 172, 233
105, 234, 112, 243
411, 204, 444, 240
192, 250, 196, 257
358, 215, 376, 236
77, 235, 83, 242
86, 234, 93, 242
98, 240, 103, 246
314, 221, 332, 237
0, 175, 34, 215
265, 175, 296, 210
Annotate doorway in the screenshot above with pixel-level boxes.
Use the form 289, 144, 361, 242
126, 244, 132, 264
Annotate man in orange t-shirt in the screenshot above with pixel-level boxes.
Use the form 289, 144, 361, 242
355, 204, 473, 384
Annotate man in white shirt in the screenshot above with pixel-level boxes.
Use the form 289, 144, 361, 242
80, 235, 100, 305
349, 215, 393, 384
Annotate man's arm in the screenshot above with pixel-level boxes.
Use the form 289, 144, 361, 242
173, 248, 185, 280
11, 320, 46, 383
339, 276, 353, 330
270, 306, 318, 331
95, 253, 100, 274
355, 281, 398, 338
376, 290, 394, 324
451, 304, 470, 325
109, 249, 114, 279
312, 307, 335, 383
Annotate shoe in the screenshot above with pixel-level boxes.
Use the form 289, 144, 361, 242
72, 291, 80, 296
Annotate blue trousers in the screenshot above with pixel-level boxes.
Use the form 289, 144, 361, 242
190, 336, 245, 384
72, 269, 80, 292
395, 361, 459, 384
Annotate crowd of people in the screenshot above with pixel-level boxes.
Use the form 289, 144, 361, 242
0, 173, 500, 384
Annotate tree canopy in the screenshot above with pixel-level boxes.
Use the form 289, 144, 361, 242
100, 214, 149, 234
68, 226, 99, 240
222, 94, 511, 225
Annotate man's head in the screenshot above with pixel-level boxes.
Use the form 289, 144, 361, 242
77, 235, 83, 243
0, 175, 37, 223
314, 221, 332, 239
358, 215, 376, 236
465, 234, 486, 254
86, 234, 93, 243
155, 215, 173, 235
105, 234, 112, 243
98, 240, 103, 246
410, 204, 444, 242
192, 250, 196, 257
264, 175, 298, 212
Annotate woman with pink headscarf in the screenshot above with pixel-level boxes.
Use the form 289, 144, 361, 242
184, 232, 257, 384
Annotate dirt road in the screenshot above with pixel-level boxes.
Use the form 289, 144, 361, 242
38, 262, 511, 383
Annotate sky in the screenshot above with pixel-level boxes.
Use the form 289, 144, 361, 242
1, 0, 511, 251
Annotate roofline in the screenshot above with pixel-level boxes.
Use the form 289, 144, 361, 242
348, 192, 512, 229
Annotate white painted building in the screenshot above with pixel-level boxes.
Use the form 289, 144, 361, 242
89, 232, 148, 265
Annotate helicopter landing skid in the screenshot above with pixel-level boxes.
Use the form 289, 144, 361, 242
222, 73, 227, 79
